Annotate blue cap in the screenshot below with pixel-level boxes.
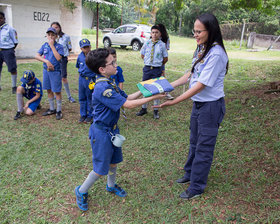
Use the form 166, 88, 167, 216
46, 27, 57, 34
79, 39, 91, 48
21, 70, 35, 84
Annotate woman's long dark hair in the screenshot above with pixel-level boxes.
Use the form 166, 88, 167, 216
157, 23, 169, 44
191, 13, 228, 73
51, 21, 64, 37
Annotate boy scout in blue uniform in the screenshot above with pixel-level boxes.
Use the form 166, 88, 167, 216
136, 25, 168, 119
14, 70, 43, 120
76, 39, 96, 123
35, 27, 64, 120
0, 12, 18, 93
74, 48, 164, 211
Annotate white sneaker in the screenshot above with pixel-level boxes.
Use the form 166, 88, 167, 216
166, 93, 174, 100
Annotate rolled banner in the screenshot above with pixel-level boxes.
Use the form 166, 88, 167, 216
137, 76, 174, 97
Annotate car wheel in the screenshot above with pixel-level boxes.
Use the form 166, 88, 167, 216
120, 45, 127, 49
103, 38, 111, 48
132, 41, 141, 51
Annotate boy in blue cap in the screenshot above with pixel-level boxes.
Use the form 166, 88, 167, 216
74, 48, 164, 211
14, 70, 43, 120
35, 27, 64, 120
76, 39, 96, 123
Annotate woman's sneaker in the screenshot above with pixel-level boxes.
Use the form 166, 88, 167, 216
75, 186, 88, 211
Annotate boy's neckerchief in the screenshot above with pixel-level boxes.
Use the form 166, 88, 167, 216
0, 23, 7, 30
95, 77, 127, 119
150, 40, 159, 63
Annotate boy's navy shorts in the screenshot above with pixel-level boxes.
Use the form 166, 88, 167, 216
60, 56, 68, 78
24, 97, 42, 112
89, 123, 123, 176
0, 49, 17, 73
142, 66, 163, 81
43, 69, 62, 93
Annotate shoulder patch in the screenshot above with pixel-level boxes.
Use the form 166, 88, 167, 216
103, 89, 113, 98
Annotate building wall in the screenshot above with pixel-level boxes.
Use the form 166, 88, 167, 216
82, 7, 94, 29
0, 0, 82, 58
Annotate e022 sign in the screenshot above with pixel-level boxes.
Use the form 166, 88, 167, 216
33, 12, 50, 22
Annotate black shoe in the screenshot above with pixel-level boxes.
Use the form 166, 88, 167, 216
56, 111, 63, 120
84, 117, 93, 124
14, 111, 23, 120
153, 110, 159, 119
136, 108, 147, 116
42, 109, 56, 116
176, 176, 190, 184
79, 116, 86, 123
180, 190, 201, 200
12, 86, 17, 94
37, 104, 42, 110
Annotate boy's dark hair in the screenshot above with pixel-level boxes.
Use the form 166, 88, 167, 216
151, 25, 160, 32
86, 48, 110, 74
191, 13, 228, 74
108, 48, 116, 55
51, 21, 64, 37
0, 12, 5, 18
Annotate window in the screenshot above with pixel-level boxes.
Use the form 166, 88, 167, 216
126, 26, 136, 33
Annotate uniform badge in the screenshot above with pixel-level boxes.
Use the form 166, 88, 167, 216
103, 89, 112, 98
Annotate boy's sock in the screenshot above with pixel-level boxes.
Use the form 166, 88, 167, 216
56, 99, 62, 112
107, 166, 117, 188
142, 103, 147, 109
63, 83, 71, 99
11, 74, 17, 87
48, 98, 55, 111
153, 99, 160, 109
79, 170, 100, 193
0, 72, 1, 89
16, 93, 24, 112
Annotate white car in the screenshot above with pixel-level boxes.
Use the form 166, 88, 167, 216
103, 24, 151, 51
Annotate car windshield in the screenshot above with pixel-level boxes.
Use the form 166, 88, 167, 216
141, 26, 151, 33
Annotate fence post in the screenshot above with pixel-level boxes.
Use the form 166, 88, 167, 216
239, 19, 246, 49
247, 32, 256, 49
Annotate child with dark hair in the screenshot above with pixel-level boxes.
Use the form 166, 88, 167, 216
108, 48, 125, 90
74, 48, 164, 211
136, 25, 168, 119
157, 23, 174, 100
51, 22, 76, 103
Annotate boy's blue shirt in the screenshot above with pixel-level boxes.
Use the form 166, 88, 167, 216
110, 66, 124, 87
0, 23, 18, 48
92, 74, 127, 127
37, 42, 64, 71
21, 77, 43, 99
76, 52, 96, 80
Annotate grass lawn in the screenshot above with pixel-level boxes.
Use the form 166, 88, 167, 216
0, 34, 279, 223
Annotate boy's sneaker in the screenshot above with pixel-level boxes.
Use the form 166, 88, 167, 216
166, 93, 174, 100
75, 185, 88, 211
12, 86, 17, 94
179, 190, 201, 200
56, 111, 63, 120
42, 109, 56, 116
84, 117, 93, 124
106, 184, 127, 197
69, 96, 76, 103
136, 108, 147, 116
79, 116, 86, 123
14, 111, 24, 120
153, 110, 159, 119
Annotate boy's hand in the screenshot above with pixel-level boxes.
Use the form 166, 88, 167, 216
46, 61, 54, 71
24, 102, 30, 110
152, 93, 165, 100
152, 100, 173, 109
47, 36, 55, 46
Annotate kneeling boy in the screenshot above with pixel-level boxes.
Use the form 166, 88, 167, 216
14, 70, 43, 120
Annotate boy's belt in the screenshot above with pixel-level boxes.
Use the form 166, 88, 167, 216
94, 122, 117, 130
0, 48, 10, 51
145, 65, 161, 70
